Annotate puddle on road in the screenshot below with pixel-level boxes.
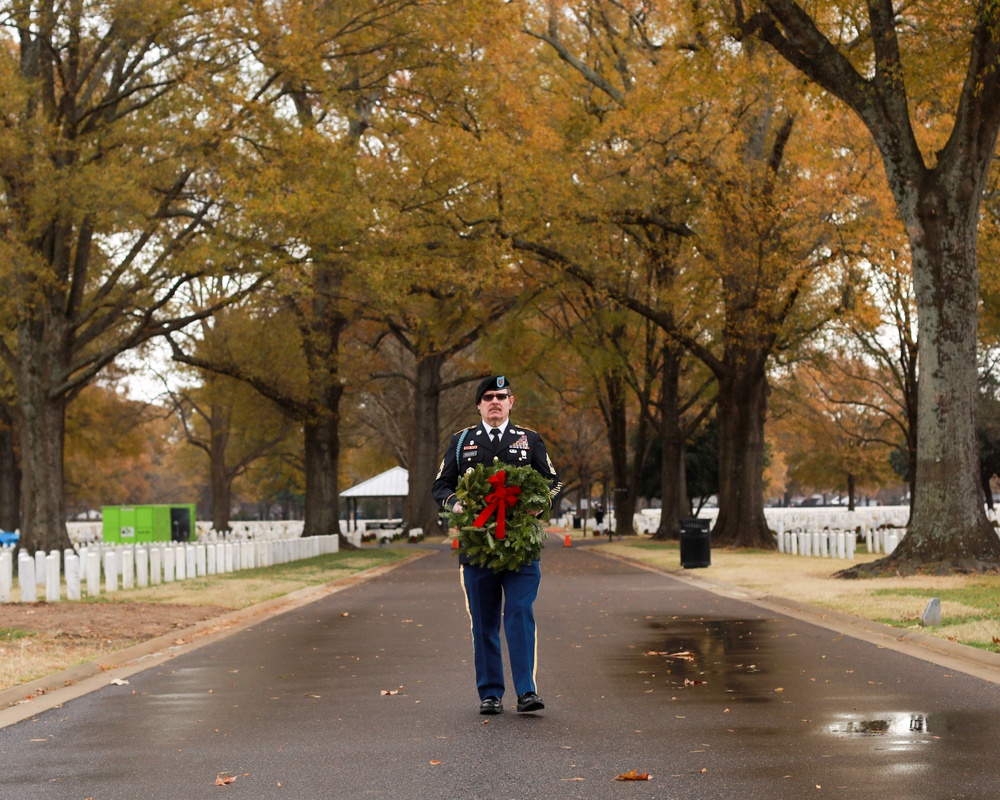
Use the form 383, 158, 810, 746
618, 615, 1000, 754
620, 615, 781, 704
827, 712, 928, 736
823, 710, 984, 742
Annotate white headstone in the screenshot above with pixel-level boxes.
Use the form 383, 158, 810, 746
65, 553, 81, 600
18, 555, 36, 602
920, 597, 942, 627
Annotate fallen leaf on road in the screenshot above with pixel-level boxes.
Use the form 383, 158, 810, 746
109, 679, 129, 686
430, 760, 442, 765
214, 773, 237, 786
380, 686, 404, 696
614, 770, 651, 781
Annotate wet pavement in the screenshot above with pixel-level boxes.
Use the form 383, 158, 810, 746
2, 539, 1000, 799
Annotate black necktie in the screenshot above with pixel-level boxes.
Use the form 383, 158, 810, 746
491, 427, 501, 445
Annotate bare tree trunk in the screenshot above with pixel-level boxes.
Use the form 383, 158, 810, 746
654, 350, 683, 540
209, 410, 232, 533
300, 261, 350, 546
0, 408, 19, 532
604, 368, 640, 537
712, 358, 772, 549
303, 412, 342, 539
889, 215, 1000, 566
14, 370, 70, 553
410, 354, 446, 533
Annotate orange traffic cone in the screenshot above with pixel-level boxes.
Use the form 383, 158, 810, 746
452, 538, 460, 550
564, 533, 572, 547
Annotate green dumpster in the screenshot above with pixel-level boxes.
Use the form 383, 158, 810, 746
101, 505, 196, 544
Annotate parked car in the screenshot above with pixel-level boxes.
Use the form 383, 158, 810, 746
0, 530, 19, 546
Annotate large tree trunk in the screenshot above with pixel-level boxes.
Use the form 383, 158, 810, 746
604, 368, 638, 537
410, 353, 446, 533
14, 368, 71, 553
654, 350, 683, 540
885, 211, 1000, 566
209, 408, 232, 533
303, 411, 342, 539
300, 260, 351, 546
0, 408, 20, 533
712, 357, 773, 549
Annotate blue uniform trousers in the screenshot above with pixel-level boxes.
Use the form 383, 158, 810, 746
461, 560, 540, 701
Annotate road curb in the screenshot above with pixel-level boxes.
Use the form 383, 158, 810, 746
594, 549, 1000, 685
0, 553, 426, 729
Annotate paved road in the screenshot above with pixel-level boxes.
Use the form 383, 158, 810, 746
2, 539, 1000, 799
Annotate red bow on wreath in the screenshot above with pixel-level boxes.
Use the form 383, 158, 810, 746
473, 470, 522, 539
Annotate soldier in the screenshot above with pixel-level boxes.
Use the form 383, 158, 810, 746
432, 375, 561, 715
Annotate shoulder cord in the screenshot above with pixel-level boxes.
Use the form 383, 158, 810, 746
455, 427, 470, 465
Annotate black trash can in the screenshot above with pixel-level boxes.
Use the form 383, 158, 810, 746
680, 517, 711, 568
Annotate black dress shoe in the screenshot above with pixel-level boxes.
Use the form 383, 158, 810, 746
516, 692, 544, 713
479, 696, 503, 715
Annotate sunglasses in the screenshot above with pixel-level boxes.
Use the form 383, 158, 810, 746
480, 392, 510, 402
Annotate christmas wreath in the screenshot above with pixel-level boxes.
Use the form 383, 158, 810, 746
444, 461, 553, 572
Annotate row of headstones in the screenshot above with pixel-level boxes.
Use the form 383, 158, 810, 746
0, 535, 340, 603
765, 507, 910, 532
775, 525, 903, 559
66, 520, 313, 547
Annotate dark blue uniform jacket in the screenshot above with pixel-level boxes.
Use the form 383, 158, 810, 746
432, 422, 561, 562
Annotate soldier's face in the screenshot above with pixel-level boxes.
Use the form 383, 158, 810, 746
478, 391, 513, 427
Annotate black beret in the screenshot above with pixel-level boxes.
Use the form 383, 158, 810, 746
475, 375, 512, 403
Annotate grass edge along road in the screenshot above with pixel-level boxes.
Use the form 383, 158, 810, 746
598, 538, 1000, 653
0, 549, 409, 693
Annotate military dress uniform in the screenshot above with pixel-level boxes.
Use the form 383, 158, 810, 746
432, 416, 561, 711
